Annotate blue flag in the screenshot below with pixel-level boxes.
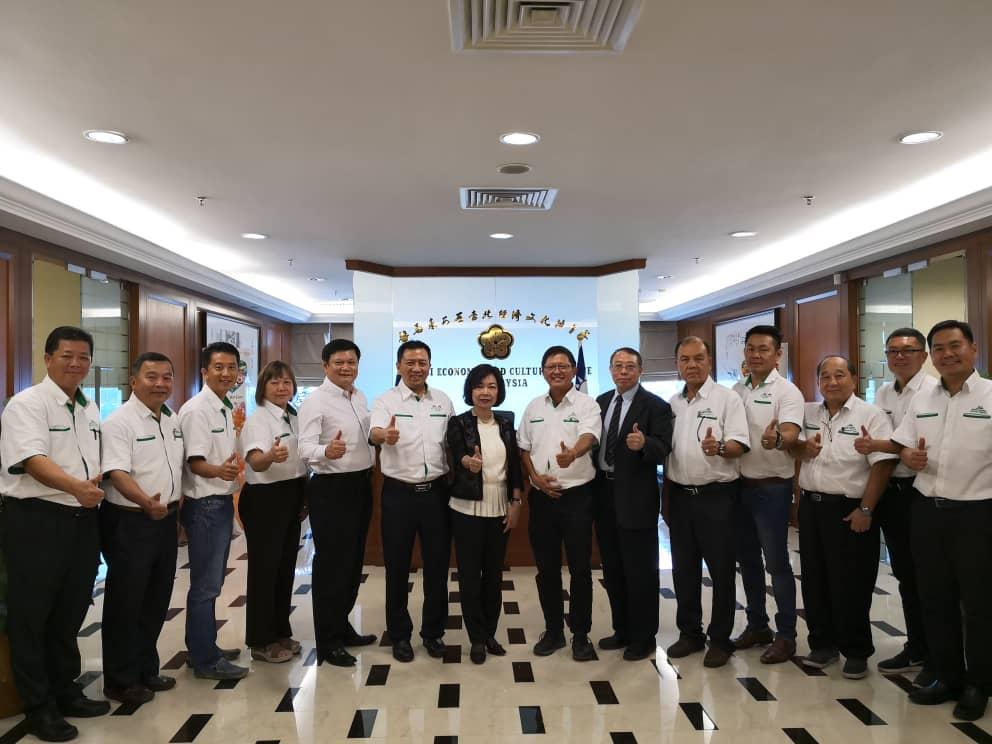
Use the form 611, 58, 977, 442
575, 343, 588, 393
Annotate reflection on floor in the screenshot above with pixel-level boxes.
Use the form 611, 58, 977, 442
1, 523, 988, 743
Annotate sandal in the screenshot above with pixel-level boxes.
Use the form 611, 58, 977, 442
251, 642, 293, 663
278, 638, 303, 655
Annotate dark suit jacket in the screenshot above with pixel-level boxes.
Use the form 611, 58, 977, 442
595, 386, 674, 529
445, 410, 524, 502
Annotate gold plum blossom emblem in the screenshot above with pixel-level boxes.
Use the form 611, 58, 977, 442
478, 325, 514, 360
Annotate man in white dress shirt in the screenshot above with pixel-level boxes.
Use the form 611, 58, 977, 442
298, 339, 377, 667
370, 341, 455, 663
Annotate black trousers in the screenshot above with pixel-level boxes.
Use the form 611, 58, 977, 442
911, 496, 992, 690
2, 497, 99, 712
594, 477, 659, 644
239, 478, 304, 648
381, 478, 450, 642
875, 478, 927, 659
798, 492, 879, 659
307, 470, 372, 649
528, 483, 593, 636
99, 501, 178, 687
451, 509, 508, 644
668, 481, 736, 651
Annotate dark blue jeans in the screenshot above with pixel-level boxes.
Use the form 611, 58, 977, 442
735, 481, 797, 640
180, 494, 234, 669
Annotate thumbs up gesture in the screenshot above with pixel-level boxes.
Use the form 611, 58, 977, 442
902, 437, 928, 471
324, 430, 347, 460
384, 415, 400, 446
626, 422, 646, 452
556, 440, 576, 468
74, 473, 105, 508
462, 445, 484, 473
700, 426, 720, 457
270, 435, 290, 463
145, 492, 168, 520
803, 432, 823, 460
854, 425, 874, 455
219, 451, 240, 481
760, 418, 779, 450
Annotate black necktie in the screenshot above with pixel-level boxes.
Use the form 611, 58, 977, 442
604, 396, 623, 467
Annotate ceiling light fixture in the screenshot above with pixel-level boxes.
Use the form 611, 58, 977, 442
729, 231, 757, 238
308, 276, 326, 282
82, 129, 129, 145
497, 163, 532, 175
241, 232, 267, 240
499, 132, 539, 146
489, 232, 514, 239
655, 274, 672, 280
899, 131, 943, 145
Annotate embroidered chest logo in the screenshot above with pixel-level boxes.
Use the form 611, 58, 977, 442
838, 424, 859, 436
963, 405, 991, 419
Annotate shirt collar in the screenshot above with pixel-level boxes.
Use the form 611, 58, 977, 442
399, 381, 431, 401
745, 368, 781, 389
41, 375, 89, 408
546, 386, 577, 406
682, 376, 715, 399
127, 394, 172, 419
896, 369, 929, 394
320, 376, 355, 399
263, 399, 296, 421
940, 369, 982, 394
613, 384, 639, 404
202, 385, 233, 412
821, 393, 856, 416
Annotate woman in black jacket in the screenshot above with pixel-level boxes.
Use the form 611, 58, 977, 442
445, 364, 524, 664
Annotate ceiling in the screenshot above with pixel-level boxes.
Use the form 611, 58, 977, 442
2, 0, 992, 322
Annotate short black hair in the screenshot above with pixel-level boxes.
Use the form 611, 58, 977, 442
397, 340, 431, 363
675, 336, 712, 357
131, 351, 174, 376
256, 360, 297, 405
745, 325, 782, 349
322, 338, 361, 363
541, 345, 575, 368
45, 326, 94, 356
885, 327, 926, 348
927, 319, 974, 347
200, 342, 240, 370
463, 364, 506, 406
816, 355, 857, 377
609, 347, 643, 367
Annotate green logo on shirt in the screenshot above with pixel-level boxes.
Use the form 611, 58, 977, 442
963, 406, 991, 419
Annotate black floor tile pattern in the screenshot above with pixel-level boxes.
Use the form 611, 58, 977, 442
836, 697, 887, 725
448, 591, 460, 603
434, 738, 458, 744
165, 607, 184, 621
223, 566, 236, 576
236, 552, 248, 560
871, 619, 905, 636
700, 576, 713, 587
504, 600, 520, 614
75, 670, 102, 688
162, 650, 188, 670
518, 705, 546, 734
437, 682, 460, 708
346, 709, 378, 738
214, 677, 242, 690
228, 594, 247, 607
507, 627, 527, 645
610, 734, 637, 744
501, 579, 515, 590
660, 587, 676, 598
952, 722, 992, 743
214, 619, 227, 630
789, 656, 826, 677
302, 648, 318, 666
442, 644, 462, 663
366, 664, 390, 686
169, 714, 212, 743
512, 661, 535, 683
294, 583, 311, 594
77, 622, 101, 637
650, 658, 681, 679
738, 676, 776, 701
111, 700, 147, 716
445, 614, 463, 630
275, 687, 299, 713
883, 673, 915, 693
378, 631, 392, 647
782, 728, 820, 744
590, 680, 619, 704
679, 702, 718, 730
0, 720, 28, 744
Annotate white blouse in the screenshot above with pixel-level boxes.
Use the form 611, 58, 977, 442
450, 416, 508, 518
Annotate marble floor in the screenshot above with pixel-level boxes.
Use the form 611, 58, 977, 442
1, 523, 988, 744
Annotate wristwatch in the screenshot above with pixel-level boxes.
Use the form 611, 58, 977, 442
858, 504, 873, 516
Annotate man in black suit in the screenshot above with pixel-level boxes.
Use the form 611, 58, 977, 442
593, 347, 674, 660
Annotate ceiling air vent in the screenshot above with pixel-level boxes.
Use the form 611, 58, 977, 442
449, 0, 643, 54
459, 187, 558, 211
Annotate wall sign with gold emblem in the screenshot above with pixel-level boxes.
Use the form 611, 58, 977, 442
397, 307, 591, 346
477, 325, 514, 359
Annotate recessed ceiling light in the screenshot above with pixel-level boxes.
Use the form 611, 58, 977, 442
489, 232, 514, 239
655, 274, 672, 280
499, 132, 539, 146
497, 163, 532, 175
899, 130, 943, 145
308, 276, 326, 282
241, 232, 268, 240
729, 231, 758, 238
83, 129, 129, 144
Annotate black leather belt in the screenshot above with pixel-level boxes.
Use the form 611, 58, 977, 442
670, 481, 734, 496
802, 490, 846, 503
108, 500, 179, 514
314, 469, 371, 481
927, 496, 990, 509
386, 476, 443, 494
742, 476, 791, 488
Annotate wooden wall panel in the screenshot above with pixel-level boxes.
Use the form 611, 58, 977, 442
140, 294, 189, 411
0, 258, 8, 399
796, 293, 841, 401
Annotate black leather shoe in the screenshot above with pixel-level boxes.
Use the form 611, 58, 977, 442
141, 675, 176, 692
666, 637, 706, 659
317, 646, 357, 667
598, 634, 629, 651
470, 643, 486, 664
57, 695, 110, 718
623, 640, 655, 661
103, 684, 154, 705
703, 645, 732, 668
953, 685, 988, 721
24, 709, 78, 742
423, 637, 446, 658
909, 681, 961, 706
485, 637, 507, 656
343, 625, 377, 647
572, 634, 596, 662
533, 631, 566, 656
392, 639, 415, 663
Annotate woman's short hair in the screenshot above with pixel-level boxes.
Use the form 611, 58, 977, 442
463, 364, 506, 407
256, 360, 298, 405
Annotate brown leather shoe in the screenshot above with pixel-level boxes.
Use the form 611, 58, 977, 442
732, 627, 775, 650
760, 637, 796, 664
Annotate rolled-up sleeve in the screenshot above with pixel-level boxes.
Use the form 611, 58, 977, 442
1, 395, 49, 474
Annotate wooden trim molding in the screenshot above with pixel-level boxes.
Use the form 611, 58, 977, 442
345, 258, 647, 277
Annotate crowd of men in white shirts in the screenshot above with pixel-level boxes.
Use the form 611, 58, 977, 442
0, 318, 988, 741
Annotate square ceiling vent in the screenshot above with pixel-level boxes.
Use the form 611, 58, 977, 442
459, 187, 559, 210
449, 0, 643, 54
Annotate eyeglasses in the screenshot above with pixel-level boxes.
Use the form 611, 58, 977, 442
543, 364, 573, 372
884, 348, 924, 357
610, 363, 639, 372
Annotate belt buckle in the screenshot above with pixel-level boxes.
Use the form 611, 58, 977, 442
604, 472, 615, 481
413, 482, 431, 493
810, 492, 823, 502
685, 485, 699, 495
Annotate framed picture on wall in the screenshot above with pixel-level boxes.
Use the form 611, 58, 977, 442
203, 311, 260, 426
713, 309, 779, 387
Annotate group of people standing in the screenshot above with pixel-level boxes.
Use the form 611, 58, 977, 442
0, 317, 988, 742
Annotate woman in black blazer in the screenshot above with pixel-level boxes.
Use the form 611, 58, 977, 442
445, 364, 524, 664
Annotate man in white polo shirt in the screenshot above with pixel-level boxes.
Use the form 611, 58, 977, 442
99, 352, 184, 705
1, 326, 109, 742
887, 320, 991, 721
664, 336, 749, 668
518, 345, 601, 662
370, 340, 455, 663
796, 355, 896, 681
732, 325, 804, 664
178, 341, 247, 680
